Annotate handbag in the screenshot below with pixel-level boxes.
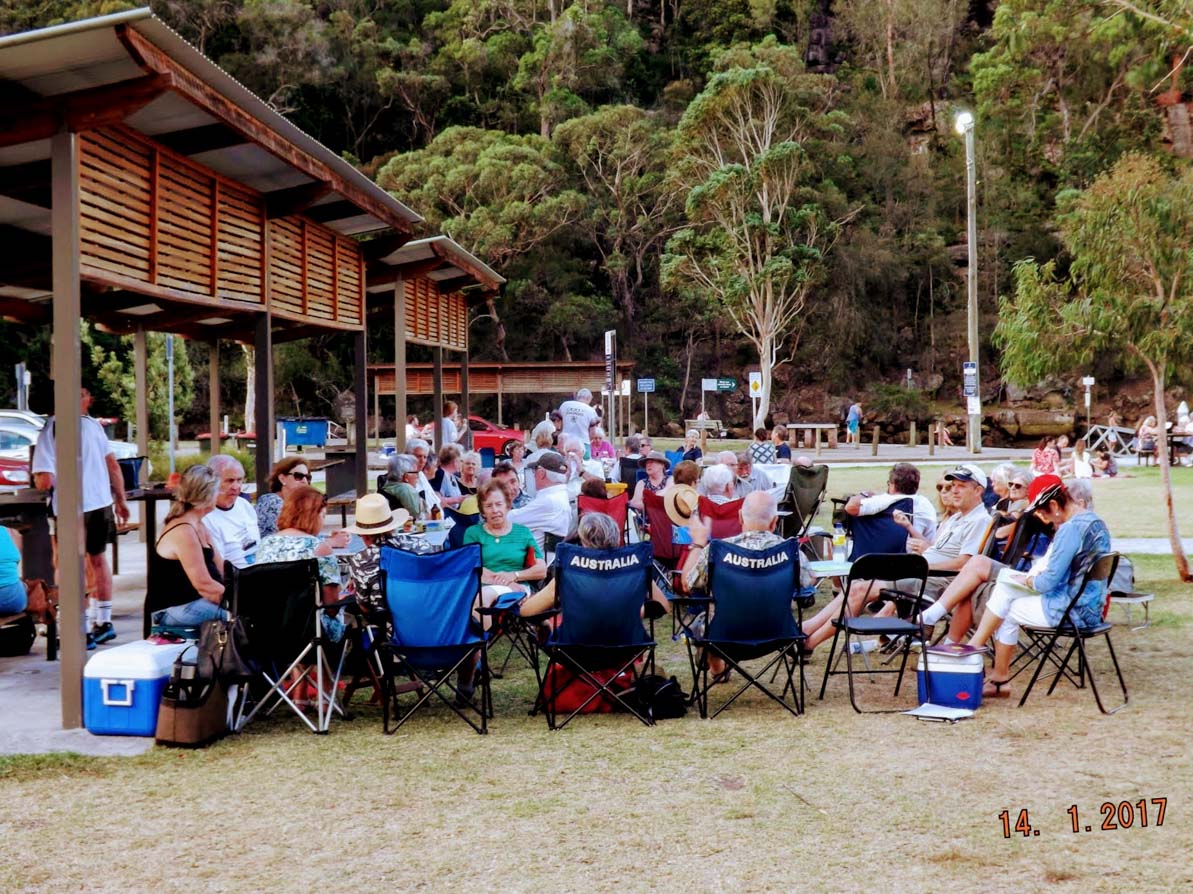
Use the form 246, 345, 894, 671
196, 616, 254, 682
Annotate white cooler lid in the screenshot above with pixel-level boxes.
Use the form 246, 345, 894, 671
84, 639, 191, 679
917, 651, 985, 673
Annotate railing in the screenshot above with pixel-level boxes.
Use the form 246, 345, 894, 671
1086, 424, 1136, 457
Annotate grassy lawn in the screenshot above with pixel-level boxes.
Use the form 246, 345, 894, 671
2, 554, 1190, 892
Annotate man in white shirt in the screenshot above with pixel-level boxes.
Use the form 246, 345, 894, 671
844, 462, 937, 541
508, 451, 573, 554
32, 387, 130, 646
558, 388, 598, 447
439, 401, 462, 448
406, 438, 441, 513
203, 454, 260, 568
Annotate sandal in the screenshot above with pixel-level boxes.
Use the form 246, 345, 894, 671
983, 677, 1012, 699
710, 668, 732, 686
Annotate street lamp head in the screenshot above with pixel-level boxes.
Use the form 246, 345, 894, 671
954, 110, 975, 134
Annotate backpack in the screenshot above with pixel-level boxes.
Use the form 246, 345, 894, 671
629, 674, 689, 720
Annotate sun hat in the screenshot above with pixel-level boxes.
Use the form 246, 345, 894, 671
343, 493, 408, 536
1024, 474, 1065, 513
662, 483, 700, 528
639, 450, 671, 470
943, 463, 988, 489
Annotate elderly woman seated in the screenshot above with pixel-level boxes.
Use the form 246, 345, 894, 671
699, 464, 736, 504
518, 513, 671, 620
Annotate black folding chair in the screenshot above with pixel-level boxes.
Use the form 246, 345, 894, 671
686, 539, 806, 719
846, 498, 913, 559
817, 553, 931, 713
1016, 553, 1128, 714
539, 541, 656, 729
378, 544, 491, 734
778, 463, 829, 539
230, 559, 348, 734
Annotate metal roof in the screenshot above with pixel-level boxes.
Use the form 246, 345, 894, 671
0, 8, 421, 237
367, 235, 505, 294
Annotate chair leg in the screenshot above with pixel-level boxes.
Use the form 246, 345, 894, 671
1097, 631, 1129, 714
818, 627, 842, 700
1018, 630, 1062, 707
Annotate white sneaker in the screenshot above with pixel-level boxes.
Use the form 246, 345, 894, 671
848, 639, 879, 655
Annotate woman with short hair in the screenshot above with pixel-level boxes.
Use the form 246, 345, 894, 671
458, 451, 482, 495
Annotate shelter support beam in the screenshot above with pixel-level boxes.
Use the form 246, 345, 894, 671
354, 330, 367, 495
209, 340, 220, 456
254, 313, 273, 490
432, 347, 444, 454
394, 275, 407, 452
460, 352, 471, 450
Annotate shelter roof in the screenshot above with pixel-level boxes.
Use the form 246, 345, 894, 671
365, 235, 505, 301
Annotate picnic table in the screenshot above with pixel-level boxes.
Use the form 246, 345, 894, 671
786, 423, 838, 451
326, 490, 357, 527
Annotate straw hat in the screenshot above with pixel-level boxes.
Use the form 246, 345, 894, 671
663, 483, 700, 528
343, 493, 407, 536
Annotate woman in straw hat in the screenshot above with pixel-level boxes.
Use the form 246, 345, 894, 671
343, 493, 409, 614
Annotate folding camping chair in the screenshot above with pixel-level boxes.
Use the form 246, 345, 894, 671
642, 490, 684, 570
817, 553, 931, 713
578, 491, 630, 545
378, 544, 490, 733
697, 496, 744, 539
846, 498, 913, 559
1016, 552, 1128, 714
665, 449, 685, 469
539, 541, 656, 729
230, 559, 348, 734
778, 463, 829, 539
686, 539, 806, 719
444, 505, 481, 550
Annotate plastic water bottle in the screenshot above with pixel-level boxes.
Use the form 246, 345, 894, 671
832, 523, 846, 563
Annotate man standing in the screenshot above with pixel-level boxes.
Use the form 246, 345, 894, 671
844, 462, 938, 542
558, 388, 598, 448
508, 451, 573, 553
32, 387, 130, 647
203, 454, 259, 568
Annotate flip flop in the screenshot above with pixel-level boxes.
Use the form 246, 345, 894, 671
983, 677, 1012, 698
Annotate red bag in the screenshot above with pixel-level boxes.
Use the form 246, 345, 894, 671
543, 664, 633, 714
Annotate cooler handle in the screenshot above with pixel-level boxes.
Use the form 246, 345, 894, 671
100, 678, 136, 707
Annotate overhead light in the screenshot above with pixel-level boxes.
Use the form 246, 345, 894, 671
954, 111, 975, 134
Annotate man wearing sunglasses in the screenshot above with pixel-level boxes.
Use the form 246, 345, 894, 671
203, 454, 260, 568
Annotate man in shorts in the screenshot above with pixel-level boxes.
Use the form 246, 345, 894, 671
32, 388, 130, 648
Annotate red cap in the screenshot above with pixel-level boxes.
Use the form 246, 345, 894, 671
1025, 474, 1065, 512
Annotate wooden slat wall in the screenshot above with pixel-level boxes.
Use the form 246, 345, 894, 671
374, 367, 618, 396
78, 126, 363, 325
402, 278, 467, 351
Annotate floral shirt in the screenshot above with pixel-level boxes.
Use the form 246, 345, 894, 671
256, 533, 339, 587
255, 492, 283, 538
684, 529, 786, 593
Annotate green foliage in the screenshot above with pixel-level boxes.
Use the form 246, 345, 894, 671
82, 327, 195, 440
867, 382, 929, 420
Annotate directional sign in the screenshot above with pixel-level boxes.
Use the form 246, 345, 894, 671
962, 361, 978, 398
701, 378, 718, 392
716, 378, 737, 392
748, 372, 762, 396
637, 378, 655, 393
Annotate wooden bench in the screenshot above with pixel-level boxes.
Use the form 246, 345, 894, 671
786, 423, 839, 452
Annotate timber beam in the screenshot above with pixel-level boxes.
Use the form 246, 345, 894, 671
0, 74, 172, 150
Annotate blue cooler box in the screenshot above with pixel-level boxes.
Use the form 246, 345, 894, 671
84, 640, 191, 736
916, 650, 984, 710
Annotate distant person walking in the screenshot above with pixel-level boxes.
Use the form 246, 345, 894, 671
845, 401, 862, 446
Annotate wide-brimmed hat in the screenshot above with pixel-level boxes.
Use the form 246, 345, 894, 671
1025, 474, 1065, 514
663, 483, 700, 528
639, 450, 671, 470
344, 493, 408, 536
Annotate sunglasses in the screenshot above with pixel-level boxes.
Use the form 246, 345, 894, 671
936, 483, 953, 491
1008, 482, 1026, 491
289, 471, 310, 481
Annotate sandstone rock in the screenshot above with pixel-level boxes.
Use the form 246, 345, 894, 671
1015, 408, 1075, 438
663, 421, 684, 437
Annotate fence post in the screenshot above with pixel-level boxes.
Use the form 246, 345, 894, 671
815, 427, 822, 456
928, 424, 935, 456
871, 425, 880, 456
908, 421, 916, 447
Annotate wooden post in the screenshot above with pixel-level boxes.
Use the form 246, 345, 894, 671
871, 425, 880, 456
432, 346, 444, 453
353, 330, 368, 496
700, 426, 708, 456
928, 424, 936, 456
52, 128, 85, 729
460, 351, 471, 450
254, 312, 273, 491
372, 383, 380, 448
209, 340, 220, 458
393, 274, 408, 452
496, 370, 504, 425
133, 327, 149, 540
908, 421, 916, 447
815, 427, 822, 456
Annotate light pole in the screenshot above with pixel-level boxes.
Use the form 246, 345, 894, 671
955, 110, 981, 454
1082, 376, 1095, 435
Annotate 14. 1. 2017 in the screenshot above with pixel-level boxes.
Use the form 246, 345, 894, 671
998, 798, 1167, 838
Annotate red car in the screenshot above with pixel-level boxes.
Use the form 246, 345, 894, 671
0, 455, 31, 492
466, 415, 525, 456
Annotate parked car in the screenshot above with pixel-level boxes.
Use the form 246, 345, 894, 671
0, 410, 46, 429
0, 456, 30, 492
466, 415, 525, 456
0, 423, 36, 462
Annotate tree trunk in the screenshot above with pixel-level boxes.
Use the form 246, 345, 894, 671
242, 344, 255, 433
560, 335, 573, 362
753, 332, 774, 430
484, 295, 510, 362
679, 329, 697, 420
1148, 361, 1191, 579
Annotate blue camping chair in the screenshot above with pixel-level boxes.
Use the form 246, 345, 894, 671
846, 497, 913, 559
444, 506, 481, 550
540, 541, 656, 729
379, 544, 490, 734
686, 539, 806, 719
665, 449, 685, 469
479, 447, 496, 468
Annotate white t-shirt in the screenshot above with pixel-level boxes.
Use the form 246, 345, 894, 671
559, 399, 597, 444
858, 492, 938, 541
508, 484, 573, 553
32, 416, 116, 514
203, 497, 261, 568
440, 416, 459, 447
924, 501, 989, 568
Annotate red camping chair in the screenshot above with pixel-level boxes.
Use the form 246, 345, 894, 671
698, 496, 744, 540
578, 492, 630, 546
642, 490, 684, 570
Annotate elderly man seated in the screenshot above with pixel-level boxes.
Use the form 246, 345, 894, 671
801, 463, 991, 652
844, 461, 937, 541
405, 438, 441, 513
508, 451, 574, 553
203, 454, 259, 568
732, 452, 771, 499
700, 464, 736, 504
380, 454, 424, 518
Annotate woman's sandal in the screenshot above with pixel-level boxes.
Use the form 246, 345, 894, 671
710, 668, 732, 686
983, 677, 1012, 698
